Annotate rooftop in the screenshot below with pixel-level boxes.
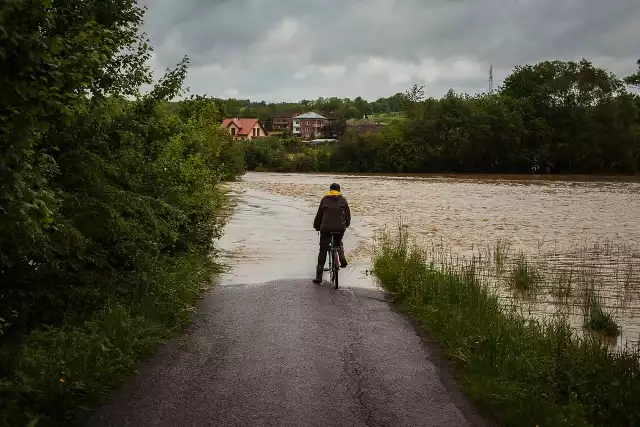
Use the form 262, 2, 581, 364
221, 117, 261, 136
294, 112, 328, 120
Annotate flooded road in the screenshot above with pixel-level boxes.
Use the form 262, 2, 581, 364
89, 172, 637, 425
90, 175, 502, 427
217, 188, 376, 288
222, 172, 640, 346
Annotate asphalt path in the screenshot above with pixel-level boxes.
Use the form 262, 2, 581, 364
87, 187, 489, 426
88, 281, 488, 426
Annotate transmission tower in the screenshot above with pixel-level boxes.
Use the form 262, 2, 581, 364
489, 65, 494, 93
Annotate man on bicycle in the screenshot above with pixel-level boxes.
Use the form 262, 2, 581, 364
312, 183, 351, 284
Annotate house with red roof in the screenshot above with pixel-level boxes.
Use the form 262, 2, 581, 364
221, 118, 267, 141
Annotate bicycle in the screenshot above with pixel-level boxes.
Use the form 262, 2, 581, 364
327, 232, 341, 289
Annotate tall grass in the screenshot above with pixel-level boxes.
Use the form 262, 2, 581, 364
508, 252, 542, 291
493, 238, 510, 274
372, 227, 640, 427
582, 287, 621, 337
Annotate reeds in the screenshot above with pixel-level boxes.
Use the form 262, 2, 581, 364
372, 226, 640, 427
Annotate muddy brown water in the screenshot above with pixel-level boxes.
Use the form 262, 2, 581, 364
220, 172, 640, 347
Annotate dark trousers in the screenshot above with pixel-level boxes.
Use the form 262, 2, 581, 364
316, 232, 346, 274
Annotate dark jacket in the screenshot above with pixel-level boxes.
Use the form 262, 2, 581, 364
313, 193, 351, 232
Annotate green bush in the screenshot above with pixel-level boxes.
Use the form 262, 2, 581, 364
1, 252, 219, 426
0, 2, 243, 425
240, 137, 289, 171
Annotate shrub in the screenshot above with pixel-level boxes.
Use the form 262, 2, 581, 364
0, 5, 241, 422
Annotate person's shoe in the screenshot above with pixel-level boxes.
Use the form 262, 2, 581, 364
313, 268, 323, 284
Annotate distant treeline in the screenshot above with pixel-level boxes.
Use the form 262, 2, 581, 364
199, 93, 407, 129
240, 59, 640, 175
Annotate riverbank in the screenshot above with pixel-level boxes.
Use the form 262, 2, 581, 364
372, 227, 640, 427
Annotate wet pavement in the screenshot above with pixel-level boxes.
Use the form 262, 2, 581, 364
217, 188, 377, 289
88, 281, 488, 426
87, 187, 489, 426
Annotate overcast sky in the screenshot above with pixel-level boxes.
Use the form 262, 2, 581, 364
139, 0, 639, 102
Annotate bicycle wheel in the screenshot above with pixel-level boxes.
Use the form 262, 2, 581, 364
332, 250, 340, 289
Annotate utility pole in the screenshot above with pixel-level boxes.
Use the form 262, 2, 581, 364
489, 65, 494, 94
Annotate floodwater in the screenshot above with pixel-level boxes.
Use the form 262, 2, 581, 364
219, 172, 640, 346
217, 188, 376, 288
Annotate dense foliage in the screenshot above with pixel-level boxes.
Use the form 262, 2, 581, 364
0, 1, 243, 425
624, 59, 640, 88
241, 59, 640, 175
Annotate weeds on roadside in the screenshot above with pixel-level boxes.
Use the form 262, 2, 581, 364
1, 253, 220, 426
372, 228, 640, 427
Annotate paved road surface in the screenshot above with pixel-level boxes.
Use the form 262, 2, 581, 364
88, 188, 489, 426
88, 280, 488, 427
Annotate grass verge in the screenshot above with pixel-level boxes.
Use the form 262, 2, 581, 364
372, 227, 640, 427
0, 252, 220, 426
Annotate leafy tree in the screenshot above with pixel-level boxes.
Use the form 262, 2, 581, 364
1, 0, 152, 326
624, 58, 640, 88
353, 96, 370, 118
501, 59, 631, 173
502, 59, 625, 107
404, 84, 425, 119
405, 84, 426, 103
323, 118, 347, 139
245, 59, 639, 176
1, 2, 245, 423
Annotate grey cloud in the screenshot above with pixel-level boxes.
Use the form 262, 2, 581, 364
139, 0, 640, 101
